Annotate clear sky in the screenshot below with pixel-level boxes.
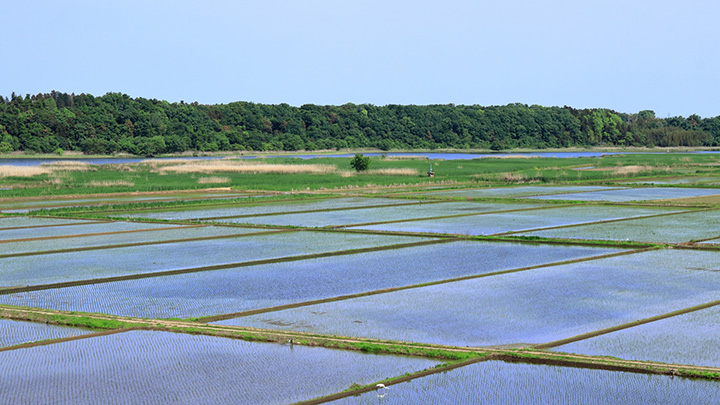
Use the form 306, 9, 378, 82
2, 0, 718, 117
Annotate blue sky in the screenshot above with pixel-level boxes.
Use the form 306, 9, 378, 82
2, 0, 718, 117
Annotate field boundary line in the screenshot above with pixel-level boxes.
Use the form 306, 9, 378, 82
65, 195, 335, 215
534, 299, 720, 349
0, 229, 294, 259
197, 200, 446, 221
4, 306, 720, 384
0, 238, 452, 295
196, 247, 653, 323
296, 357, 491, 405
497, 207, 714, 236
0, 220, 112, 231
0, 327, 136, 353
337, 204, 576, 229
0, 224, 204, 244
0, 187, 246, 203
0, 195, 253, 211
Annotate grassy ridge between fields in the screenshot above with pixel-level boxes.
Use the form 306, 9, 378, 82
1, 304, 718, 403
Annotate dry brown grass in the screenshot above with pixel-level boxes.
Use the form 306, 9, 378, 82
0, 166, 52, 177
0, 161, 98, 178
364, 168, 419, 176
576, 165, 671, 176
198, 176, 231, 184
612, 165, 669, 175
41, 161, 95, 170
152, 160, 336, 175
85, 180, 136, 187
338, 168, 419, 177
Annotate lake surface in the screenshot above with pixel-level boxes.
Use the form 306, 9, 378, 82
2, 150, 706, 166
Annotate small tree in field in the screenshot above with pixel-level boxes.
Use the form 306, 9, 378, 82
350, 153, 371, 172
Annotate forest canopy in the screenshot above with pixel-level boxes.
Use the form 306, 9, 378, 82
1, 91, 718, 155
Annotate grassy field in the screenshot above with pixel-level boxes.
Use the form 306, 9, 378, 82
2, 153, 720, 198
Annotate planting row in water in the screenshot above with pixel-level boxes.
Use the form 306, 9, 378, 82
216, 249, 720, 352
416, 185, 623, 198
215, 201, 546, 228
0, 329, 440, 405
0, 216, 104, 230
0, 241, 622, 319
353, 205, 687, 236
519, 209, 720, 243
523, 187, 720, 202
0, 224, 270, 257
554, 305, 720, 368
119, 197, 409, 220
0, 231, 435, 288
326, 360, 720, 404
0, 191, 250, 213
0, 319, 94, 349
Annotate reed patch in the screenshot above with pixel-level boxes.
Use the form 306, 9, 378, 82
150, 160, 336, 175
197, 176, 231, 184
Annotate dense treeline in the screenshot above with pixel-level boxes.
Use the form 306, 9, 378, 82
0, 91, 718, 155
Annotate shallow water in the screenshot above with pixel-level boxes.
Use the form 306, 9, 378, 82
330, 360, 720, 404
0, 330, 439, 404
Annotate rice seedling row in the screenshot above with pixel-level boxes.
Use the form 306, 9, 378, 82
0, 329, 440, 405
0, 216, 103, 230
0, 224, 265, 256
327, 360, 720, 404
119, 197, 409, 220
0, 242, 621, 319
0, 221, 195, 246
0, 319, 94, 349
415, 185, 623, 198
554, 306, 720, 368
0, 232, 435, 289
217, 249, 720, 347
0, 192, 247, 213
524, 187, 720, 202
216, 201, 545, 228
518, 209, 720, 243
621, 177, 720, 185
353, 205, 685, 236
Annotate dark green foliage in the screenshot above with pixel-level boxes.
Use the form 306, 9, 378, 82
350, 153, 371, 171
0, 91, 718, 155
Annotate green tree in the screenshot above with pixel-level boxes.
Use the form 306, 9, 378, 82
350, 153, 371, 172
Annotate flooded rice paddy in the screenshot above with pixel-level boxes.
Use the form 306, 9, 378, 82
0, 330, 439, 404
2, 184, 720, 403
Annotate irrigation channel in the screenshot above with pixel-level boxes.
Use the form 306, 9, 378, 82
2, 182, 720, 403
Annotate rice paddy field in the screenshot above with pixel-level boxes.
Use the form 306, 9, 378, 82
0, 330, 440, 404
0, 319, 94, 348
2, 153, 720, 403
352, 205, 686, 235
0, 241, 620, 318
217, 249, 720, 347
554, 306, 720, 368
330, 361, 720, 404
518, 209, 720, 243
523, 187, 720, 202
